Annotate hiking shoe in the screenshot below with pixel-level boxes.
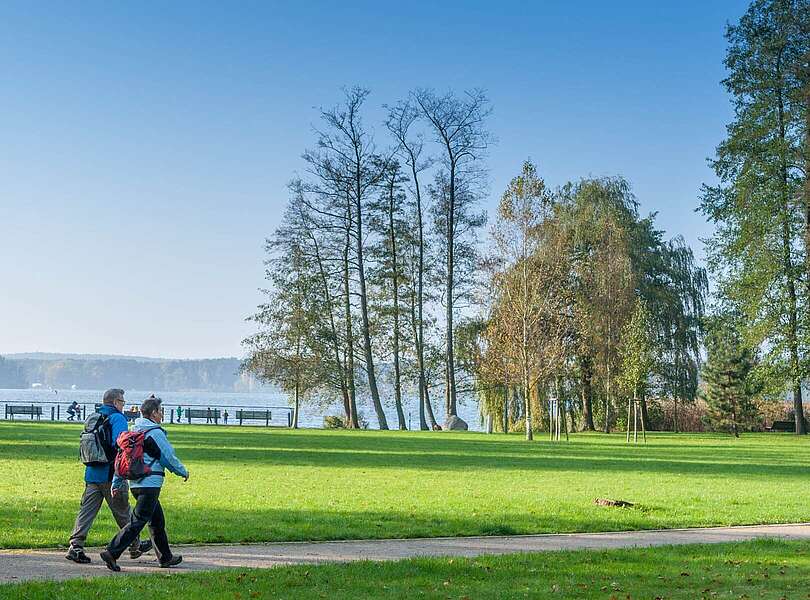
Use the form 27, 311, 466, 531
159, 555, 183, 568
100, 550, 121, 572
129, 539, 153, 559
65, 547, 91, 564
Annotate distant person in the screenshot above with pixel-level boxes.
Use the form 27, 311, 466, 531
223, 410, 229, 425
66, 401, 80, 421
101, 395, 189, 572
176, 406, 183, 423
65, 389, 151, 564
206, 407, 212, 424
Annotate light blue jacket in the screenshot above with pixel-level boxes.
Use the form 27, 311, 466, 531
113, 417, 188, 489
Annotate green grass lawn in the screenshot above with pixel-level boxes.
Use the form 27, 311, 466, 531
1, 422, 808, 549
2, 540, 809, 599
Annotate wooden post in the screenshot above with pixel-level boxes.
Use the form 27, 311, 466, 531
51, 406, 55, 421
626, 397, 632, 443
640, 394, 647, 443
562, 399, 569, 442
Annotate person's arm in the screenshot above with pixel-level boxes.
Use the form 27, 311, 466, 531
149, 429, 189, 479
109, 413, 129, 494
109, 412, 128, 448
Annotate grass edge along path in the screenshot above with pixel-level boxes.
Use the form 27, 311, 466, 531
2, 539, 810, 599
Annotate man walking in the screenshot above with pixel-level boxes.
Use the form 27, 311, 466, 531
65, 388, 152, 564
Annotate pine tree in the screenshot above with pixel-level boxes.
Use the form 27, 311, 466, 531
700, 322, 759, 437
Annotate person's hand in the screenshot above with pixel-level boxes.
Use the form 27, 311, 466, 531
111, 486, 124, 498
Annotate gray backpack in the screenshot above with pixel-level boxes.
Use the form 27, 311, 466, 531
79, 413, 114, 466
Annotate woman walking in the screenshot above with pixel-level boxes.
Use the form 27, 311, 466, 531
100, 395, 189, 572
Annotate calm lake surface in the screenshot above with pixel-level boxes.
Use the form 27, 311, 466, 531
0, 388, 482, 431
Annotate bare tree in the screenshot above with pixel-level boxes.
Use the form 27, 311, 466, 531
308, 87, 389, 429
414, 88, 491, 420
386, 100, 435, 430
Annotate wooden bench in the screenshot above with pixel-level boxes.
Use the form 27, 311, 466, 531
769, 420, 810, 432
186, 408, 220, 424
4, 404, 43, 420
236, 409, 272, 426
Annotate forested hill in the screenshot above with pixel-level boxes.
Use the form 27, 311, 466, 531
2, 355, 251, 392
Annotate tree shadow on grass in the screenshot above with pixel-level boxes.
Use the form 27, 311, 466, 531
0, 498, 690, 550
2, 423, 808, 481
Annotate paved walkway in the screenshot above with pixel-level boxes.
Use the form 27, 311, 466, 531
2, 523, 809, 584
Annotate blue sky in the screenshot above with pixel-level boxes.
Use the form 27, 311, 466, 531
0, 1, 748, 359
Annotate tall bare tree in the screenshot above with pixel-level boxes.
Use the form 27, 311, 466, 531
386, 100, 435, 430
414, 88, 491, 420
311, 87, 389, 429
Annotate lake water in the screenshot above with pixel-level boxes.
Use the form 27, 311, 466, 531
0, 388, 483, 431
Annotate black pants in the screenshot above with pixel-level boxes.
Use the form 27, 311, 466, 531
107, 487, 172, 562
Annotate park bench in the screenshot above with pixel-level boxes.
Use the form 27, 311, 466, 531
186, 408, 220, 424
769, 420, 810, 432
4, 404, 43, 420
236, 409, 272, 426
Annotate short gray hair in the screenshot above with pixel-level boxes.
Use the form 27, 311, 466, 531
140, 395, 162, 418
102, 388, 125, 406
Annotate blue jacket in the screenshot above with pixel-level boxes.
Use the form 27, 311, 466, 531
112, 417, 188, 489
85, 404, 128, 484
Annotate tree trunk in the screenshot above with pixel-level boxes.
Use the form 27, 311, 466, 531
640, 393, 650, 432
503, 385, 509, 433
776, 66, 806, 435
354, 191, 388, 430
388, 187, 406, 430
293, 371, 300, 429
411, 157, 430, 431
424, 382, 438, 429
580, 355, 595, 431
603, 362, 611, 433
343, 232, 359, 429
445, 163, 458, 418
312, 236, 351, 424
524, 376, 533, 441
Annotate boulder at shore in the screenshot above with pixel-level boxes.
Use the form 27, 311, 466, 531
444, 415, 468, 431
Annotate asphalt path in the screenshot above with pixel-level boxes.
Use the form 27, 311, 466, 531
2, 523, 809, 584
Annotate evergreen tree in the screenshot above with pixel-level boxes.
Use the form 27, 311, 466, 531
699, 0, 809, 434
700, 320, 760, 437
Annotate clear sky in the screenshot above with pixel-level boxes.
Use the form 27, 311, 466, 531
0, 1, 748, 359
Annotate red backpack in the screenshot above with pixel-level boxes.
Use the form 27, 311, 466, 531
115, 427, 164, 481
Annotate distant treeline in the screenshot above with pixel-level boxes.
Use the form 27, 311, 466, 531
3, 357, 248, 392
0, 357, 28, 388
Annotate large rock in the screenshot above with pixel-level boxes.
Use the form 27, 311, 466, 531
444, 415, 468, 431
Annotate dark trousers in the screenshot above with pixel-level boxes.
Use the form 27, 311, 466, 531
107, 487, 172, 562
